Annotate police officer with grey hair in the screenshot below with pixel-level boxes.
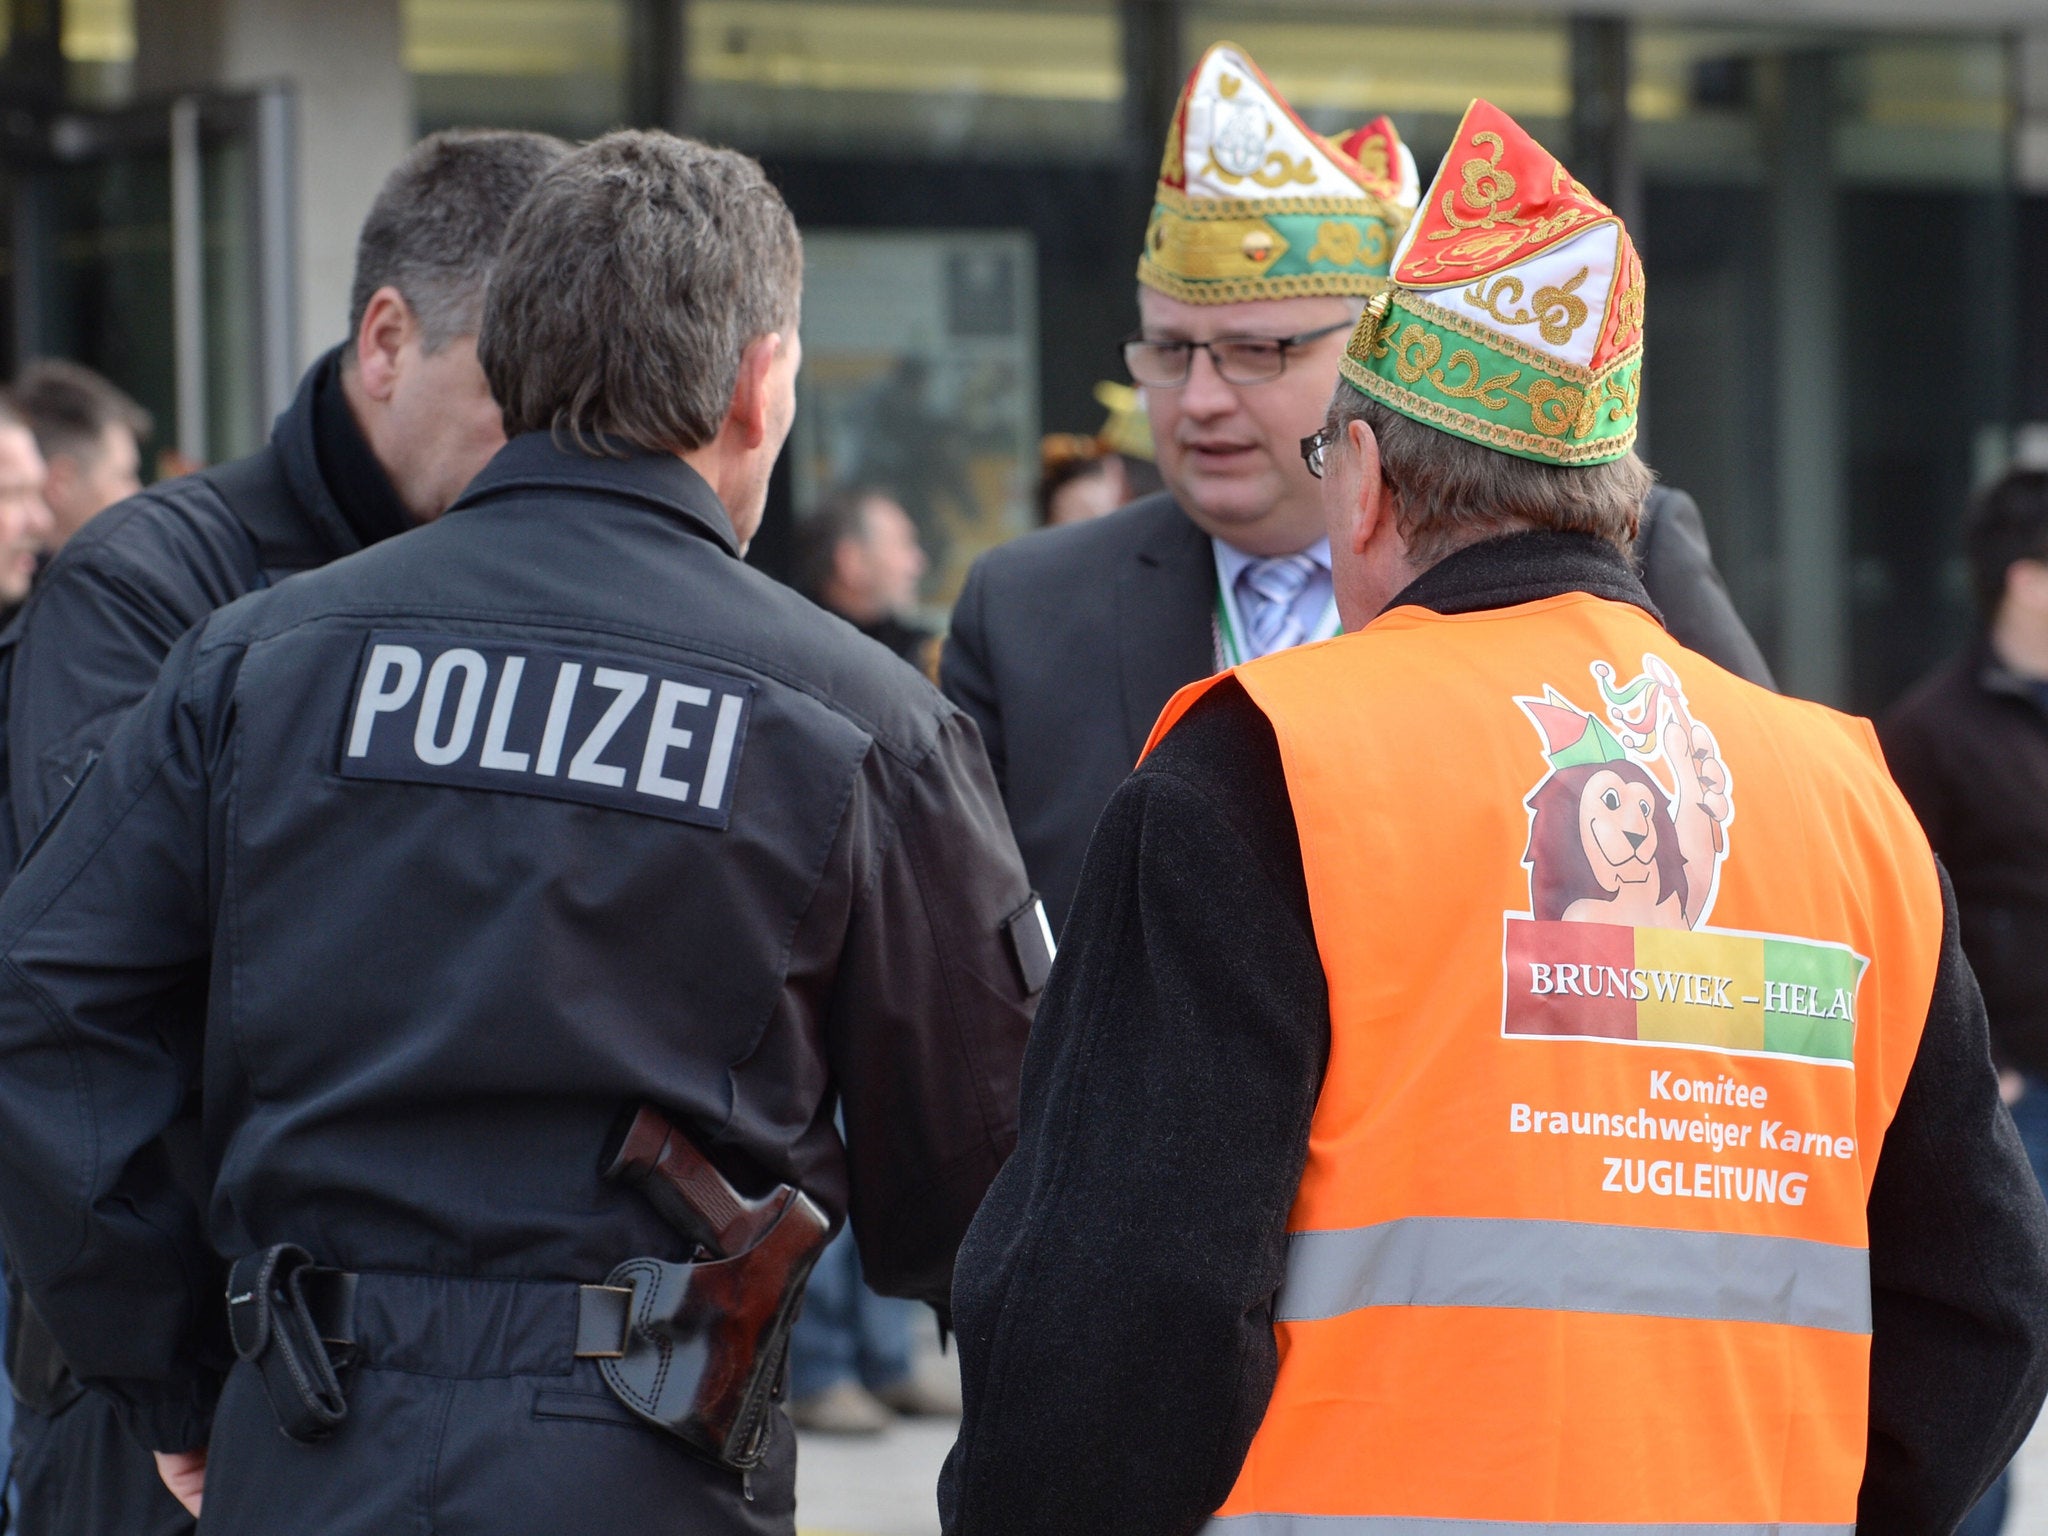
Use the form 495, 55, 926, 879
0, 129, 1038, 1535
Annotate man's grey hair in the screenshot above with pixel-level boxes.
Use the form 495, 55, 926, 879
1327, 383, 1653, 566
349, 128, 571, 355
480, 131, 802, 456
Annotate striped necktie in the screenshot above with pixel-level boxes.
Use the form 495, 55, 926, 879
1239, 553, 1319, 657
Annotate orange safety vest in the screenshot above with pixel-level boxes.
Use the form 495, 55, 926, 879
1143, 591, 1943, 1533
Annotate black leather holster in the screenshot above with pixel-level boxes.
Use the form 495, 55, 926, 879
599, 1188, 830, 1470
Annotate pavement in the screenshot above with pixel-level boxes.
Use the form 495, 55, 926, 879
796, 1338, 959, 1536
794, 1351, 2048, 1536
2023, 1421, 2048, 1534
797, 1417, 956, 1536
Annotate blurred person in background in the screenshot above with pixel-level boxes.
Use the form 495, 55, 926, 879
1882, 465, 2048, 1536
1038, 435, 1125, 527
1037, 382, 1162, 527
785, 485, 992, 1435
11, 359, 151, 552
0, 403, 51, 618
0, 396, 49, 1508
0, 126, 567, 1536
794, 484, 939, 676
787, 1224, 958, 1434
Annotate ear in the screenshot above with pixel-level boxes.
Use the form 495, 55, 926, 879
1340, 417, 1391, 556
723, 332, 787, 451
352, 286, 421, 404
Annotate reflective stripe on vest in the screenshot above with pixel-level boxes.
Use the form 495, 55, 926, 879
1144, 593, 1944, 1530
1278, 1216, 1870, 1333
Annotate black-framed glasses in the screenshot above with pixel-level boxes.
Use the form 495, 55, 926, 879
1123, 318, 1353, 388
1300, 424, 1340, 479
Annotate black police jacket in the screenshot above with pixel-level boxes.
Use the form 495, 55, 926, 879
4, 345, 390, 851
0, 434, 1037, 1451
0, 346, 405, 1531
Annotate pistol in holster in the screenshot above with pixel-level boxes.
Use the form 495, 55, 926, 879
596, 1104, 830, 1471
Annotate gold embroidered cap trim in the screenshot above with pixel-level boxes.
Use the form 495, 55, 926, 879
1137, 258, 1395, 304
1153, 183, 1411, 227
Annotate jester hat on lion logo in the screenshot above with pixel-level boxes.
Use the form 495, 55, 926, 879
1340, 100, 1643, 465
1138, 42, 1419, 305
1519, 687, 1628, 771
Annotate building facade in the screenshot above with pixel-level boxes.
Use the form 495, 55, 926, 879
1, 0, 2044, 712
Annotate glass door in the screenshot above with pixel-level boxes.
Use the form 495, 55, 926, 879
3, 84, 296, 470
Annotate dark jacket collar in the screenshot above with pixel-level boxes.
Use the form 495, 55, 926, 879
308, 348, 412, 547
1975, 637, 2048, 720
269, 344, 377, 563
1384, 529, 1664, 625
448, 432, 739, 556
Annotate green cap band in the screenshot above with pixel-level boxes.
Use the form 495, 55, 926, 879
1138, 188, 1409, 306
1340, 290, 1640, 466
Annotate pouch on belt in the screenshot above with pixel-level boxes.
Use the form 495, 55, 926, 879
225, 1245, 354, 1444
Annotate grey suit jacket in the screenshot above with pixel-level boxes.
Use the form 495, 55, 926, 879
941, 484, 1771, 931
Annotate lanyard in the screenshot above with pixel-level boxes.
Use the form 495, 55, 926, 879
1212, 570, 1341, 670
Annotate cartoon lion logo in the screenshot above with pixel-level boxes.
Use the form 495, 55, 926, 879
1516, 656, 1732, 930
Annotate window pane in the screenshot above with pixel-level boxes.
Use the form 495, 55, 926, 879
792, 232, 1039, 610
64, 0, 134, 106
1631, 24, 2017, 710
405, 0, 628, 139
1840, 37, 2009, 188
690, 2, 1121, 160
1632, 26, 1772, 184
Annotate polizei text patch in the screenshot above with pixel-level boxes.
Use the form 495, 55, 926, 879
338, 631, 753, 829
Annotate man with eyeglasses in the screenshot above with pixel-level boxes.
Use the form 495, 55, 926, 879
942, 43, 1769, 933
941, 44, 1418, 928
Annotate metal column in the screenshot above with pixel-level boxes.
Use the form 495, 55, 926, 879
253, 84, 299, 429
628, 0, 691, 134
1769, 51, 1846, 705
169, 97, 209, 464
1120, 0, 1183, 268
1568, 16, 1640, 235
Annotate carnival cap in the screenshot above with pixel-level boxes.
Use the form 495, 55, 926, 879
1341, 99, 1643, 465
1138, 42, 1419, 305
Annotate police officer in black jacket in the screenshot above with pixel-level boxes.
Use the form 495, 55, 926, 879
0, 130, 1035, 1535
0, 128, 569, 1536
